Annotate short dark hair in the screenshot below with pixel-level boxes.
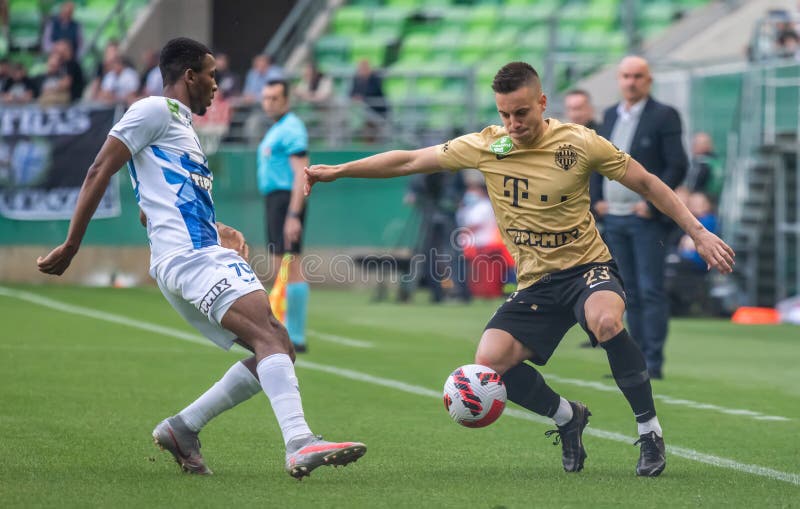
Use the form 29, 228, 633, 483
159, 37, 212, 86
565, 88, 591, 100
492, 62, 541, 94
266, 79, 290, 98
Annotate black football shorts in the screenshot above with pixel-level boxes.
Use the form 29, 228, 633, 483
485, 261, 626, 365
265, 190, 306, 255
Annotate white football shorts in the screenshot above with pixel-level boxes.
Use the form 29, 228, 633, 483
154, 245, 265, 350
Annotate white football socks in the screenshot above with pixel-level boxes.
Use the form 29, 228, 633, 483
179, 360, 262, 432
638, 416, 663, 437
256, 353, 313, 446
552, 397, 574, 426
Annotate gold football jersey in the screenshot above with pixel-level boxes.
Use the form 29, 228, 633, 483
436, 119, 630, 289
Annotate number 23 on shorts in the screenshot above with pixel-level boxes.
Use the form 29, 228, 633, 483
583, 266, 610, 288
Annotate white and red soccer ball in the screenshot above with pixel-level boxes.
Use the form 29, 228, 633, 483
443, 364, 507, 428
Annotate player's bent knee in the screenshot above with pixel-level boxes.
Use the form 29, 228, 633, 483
590, 313, 623, 342
475, 329, 532, 374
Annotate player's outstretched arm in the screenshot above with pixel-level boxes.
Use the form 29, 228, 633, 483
619, 158, 735, 274
37, 136, 132, 275
304, 146, 442, 196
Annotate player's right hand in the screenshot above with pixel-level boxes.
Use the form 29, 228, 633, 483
37, 243, 77, 276
218, 223, 250, 260
304, 165, 338, 196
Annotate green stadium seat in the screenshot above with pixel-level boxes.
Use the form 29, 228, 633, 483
370, 7, 410, 36
467, 5, 498, 32
517, 26, 550, 52
583, 2, 618, 31
383, 75, 411, 102
674, 0, 709, 7
74, 8, 108, 32
500, 6, 550, 32
505, 0, 558, 8
434, 6, 470, 26
641, 3, 675, 24
87, 0, 122, 6
9, 4, 40, 31
10, 30, 40, 51
349, 33, 390, 67
429, 30, 461, 63
398, 32, 434, 63
347, 0, 383, 5
385, 0, 424, 8
315, 34, 351, 67
332, 6, 368, 36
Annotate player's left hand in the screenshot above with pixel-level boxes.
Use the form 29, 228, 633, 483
284, 216, 302, 249
218, 223, 249, 260
37, 243, 77, 276
693, 229, 735, 274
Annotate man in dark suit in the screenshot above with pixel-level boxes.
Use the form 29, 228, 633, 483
564, 89, 600, 131
590, 56, 688, 379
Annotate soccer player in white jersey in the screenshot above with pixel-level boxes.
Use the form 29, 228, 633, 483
37, 37, 366, 479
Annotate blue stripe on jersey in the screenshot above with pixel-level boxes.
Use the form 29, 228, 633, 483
151, 145, 218, 249
151, 145, 212, 177
127, 159, 141, 203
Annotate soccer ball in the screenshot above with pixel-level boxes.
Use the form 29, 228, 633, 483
443, 364, 507, 428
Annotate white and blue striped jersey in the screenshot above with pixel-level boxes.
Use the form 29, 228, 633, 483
109, 96, 219, 272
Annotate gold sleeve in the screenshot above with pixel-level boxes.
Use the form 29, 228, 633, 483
435, 132, 484, 171
585, 128, 630, 181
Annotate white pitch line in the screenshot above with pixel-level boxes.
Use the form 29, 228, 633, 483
545, 374, 790, 422
2, 286, 799, 487
1, 287, 790, 420
307, 329, 374, 348
305, 320, 791, 423
0, 286, 209, 346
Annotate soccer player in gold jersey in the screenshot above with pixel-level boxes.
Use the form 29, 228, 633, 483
304, 62, 734, 477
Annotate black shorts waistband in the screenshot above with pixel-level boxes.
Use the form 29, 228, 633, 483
525, 260, 618, 288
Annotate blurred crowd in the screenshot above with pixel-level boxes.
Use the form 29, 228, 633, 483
749, 3, 800, 61
0, 1, 389, 148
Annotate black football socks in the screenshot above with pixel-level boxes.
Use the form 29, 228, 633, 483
601, 329, 657, 423
503, 362, 561, 418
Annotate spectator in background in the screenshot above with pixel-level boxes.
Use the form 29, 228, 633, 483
41, 2, 83, 57
677, 192, 718, 272
665, 192, 719, 316
213, 52, 239, 99
565, 89, 605, 233
139, 49, 162, 97
34, 52, 71, 106
0, 0, 8, 42
96, 55, 139, 104
243, 54, 284, 103
595, 56, 688, 380
54, 39, 84, 102
777, 29, 800, 59
399, 171, 470, 304
456, 169, 513, 299
2, 62, 36, 103
89, 40, 119, 98
350, 59, 387, 117
564, 89, 600, 131
678, 132, 723, 201
0, 58, 10, 92
294, 62, 332, 107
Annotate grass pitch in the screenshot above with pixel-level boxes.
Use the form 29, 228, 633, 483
0, 285, 798, 508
